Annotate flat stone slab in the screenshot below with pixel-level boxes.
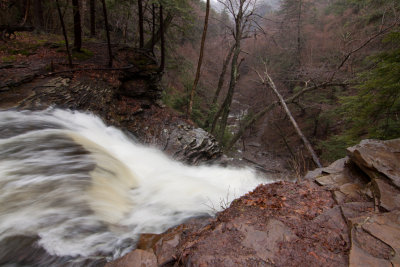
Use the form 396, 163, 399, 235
315, 172, 352, 188
373, 178, 400, 211
362, 211, 400, 266
322, 157, 348, 174
349, 211, 400, 267
347, 139, 400, 189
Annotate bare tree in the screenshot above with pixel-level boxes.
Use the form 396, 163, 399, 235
151, 3, 156, 50
280, 0, 304, 67
145, 11, 173, 50
90, 0, 95, 36
187, 0, 211, 118
33, 0, 44, 30
256, 66, 322, 168
211, 0, 258, 142
72, 0, 82, 51
159, 4, 165, 72
225, 21, 398, 150
212, 43, 235, 106
138, 0, 144, 48
55, 0, 72, 68
204, 43, 234, 129
21, 0, 30, 26
101, 0, 112, 67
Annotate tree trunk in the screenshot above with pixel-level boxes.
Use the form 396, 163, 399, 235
90, 0, 95, 36
264, 71, 322, 168
81, 0, 87, 36
72, 0, 82, 51
216, 4, 243, 142
204, 43, 235, 129
138, 0, 144, 48
33, 0, 44, 30
55, 0, 72, 68
159, 4, 165, 72
296, 0, 302, 66
21, 0, 30, 26
226, 81, 343, 150
144, 11, 173, 50
187, 0, 210, 118
151, 3, 156, 50
101, 0, 112, 67
212, 43, 234, 105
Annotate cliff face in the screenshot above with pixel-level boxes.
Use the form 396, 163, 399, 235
108, 138, 400, 267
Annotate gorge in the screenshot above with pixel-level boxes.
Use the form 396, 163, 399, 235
1, 0, 400, 264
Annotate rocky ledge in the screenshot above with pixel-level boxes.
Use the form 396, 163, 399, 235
107, 138, 400, 267
0, 48, 222, 165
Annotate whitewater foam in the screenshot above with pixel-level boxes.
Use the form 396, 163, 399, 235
0, 109, 267, 265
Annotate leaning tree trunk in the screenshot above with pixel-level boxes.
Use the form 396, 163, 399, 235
72, 0, 82, 51
101, 0, 112, 67
55, 0, 72, 68
187, 0, 211, 118
264, 70, 322, 168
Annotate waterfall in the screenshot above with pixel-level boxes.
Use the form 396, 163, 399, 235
0, 109, 265, 266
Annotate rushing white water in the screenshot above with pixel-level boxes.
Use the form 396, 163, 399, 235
0, 109, 265, 266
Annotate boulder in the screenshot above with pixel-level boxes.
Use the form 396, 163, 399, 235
152, 225, 183, 266
372, 178, 400, 211
117, 48, 162, 101
347, 139, 400, 189
104, 249, 157, 267
349, 211, 400, 267
165, 125, 222, 165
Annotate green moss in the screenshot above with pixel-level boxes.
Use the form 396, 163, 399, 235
318, 135, 357, 163
5, 41, 39, 56
1, 55, 17, 62
72, 48, 94, 61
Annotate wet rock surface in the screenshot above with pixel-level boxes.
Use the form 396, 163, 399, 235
112, 138, 400, 266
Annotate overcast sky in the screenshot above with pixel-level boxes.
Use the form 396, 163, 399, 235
209, 0, 281, 12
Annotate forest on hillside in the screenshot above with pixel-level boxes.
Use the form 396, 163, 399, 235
1, 0, 399, 174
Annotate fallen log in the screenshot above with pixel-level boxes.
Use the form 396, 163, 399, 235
0, 25, 34, 42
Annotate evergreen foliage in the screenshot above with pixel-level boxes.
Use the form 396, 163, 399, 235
342, 45, 400, 140
320, 32, 400, 160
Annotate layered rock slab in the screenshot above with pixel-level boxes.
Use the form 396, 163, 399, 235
132, 181, 349, 266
